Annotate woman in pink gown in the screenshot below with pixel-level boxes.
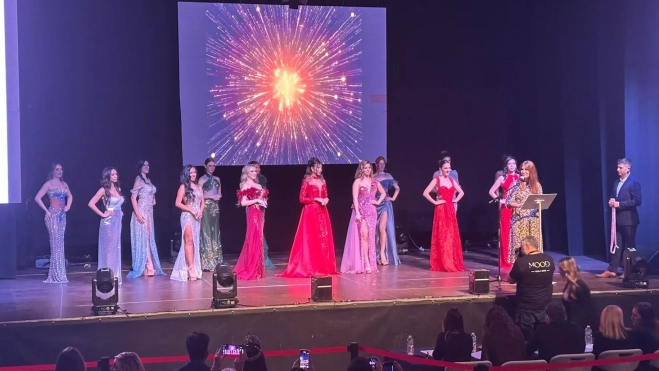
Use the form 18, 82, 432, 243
278, 158, 339, 278
488, 156, 519, 271
234, 163, 269, 280
341, 160, 386, 274
422, 159, 465, 272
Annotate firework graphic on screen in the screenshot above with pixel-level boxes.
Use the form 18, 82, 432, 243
206, 4, 363, 165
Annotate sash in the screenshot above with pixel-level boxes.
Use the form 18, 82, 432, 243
610, 207, 618, 254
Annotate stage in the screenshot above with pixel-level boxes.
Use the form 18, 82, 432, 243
1, 250, 659, 371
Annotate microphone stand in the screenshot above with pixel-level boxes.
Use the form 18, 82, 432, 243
488, 196, 503, 290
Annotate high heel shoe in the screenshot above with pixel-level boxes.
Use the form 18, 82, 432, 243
187, 266, 198, 281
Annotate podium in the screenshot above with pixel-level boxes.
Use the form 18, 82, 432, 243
520, 193, 557, 249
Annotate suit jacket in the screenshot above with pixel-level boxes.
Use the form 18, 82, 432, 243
611, 175, 641, 226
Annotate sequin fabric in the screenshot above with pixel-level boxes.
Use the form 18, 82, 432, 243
200, 175, 222, 270
340, 179, 379, 273
127, 177, 165, 278
44, 188, 69, 283
98, 196, 124, 284
234, 187, 269, 280
507, 181, 544, 263
171, 186, 203, 281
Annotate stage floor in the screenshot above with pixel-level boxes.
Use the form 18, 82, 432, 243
0, 248, 646, 323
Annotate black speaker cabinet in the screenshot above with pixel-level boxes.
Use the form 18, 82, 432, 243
311, 276, 333, 302
469, 269, 490, 295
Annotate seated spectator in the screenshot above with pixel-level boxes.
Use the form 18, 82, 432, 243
593, 305, 638, 358
346, 357, 373, 371
55, 347, 86, 371
238, 334, 268, 371
559, 257, 598, 330
177, 332, 211, 371
630, 302, 659, 371
113, 352, 145, 371
526, 303, 585, 362
481, 306, 526, 366
432, 308, 473, 362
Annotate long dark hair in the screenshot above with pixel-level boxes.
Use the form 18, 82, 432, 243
136, 160, 149, 183
634, 302, 659, 332
47, 163, 63, 181
100, 167, 122, 206
443, 308, 465, 333
502, 155, 518, 180
55, 347, 86, 371
180, 165, 196, 204
305, 157, 323, 179
375, 156, 387, 173
484, 306, 524, 348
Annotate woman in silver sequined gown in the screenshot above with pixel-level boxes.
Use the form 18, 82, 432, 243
88, 167, 124, 285
34, 163, 72, 283
199, 157, 223, 270
127, 160, 165, 278
171, 165, 204, 281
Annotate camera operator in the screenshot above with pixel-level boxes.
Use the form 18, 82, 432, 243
508, 235, 555, 340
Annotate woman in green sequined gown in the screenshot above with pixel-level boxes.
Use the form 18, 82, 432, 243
199, 158, 223, 271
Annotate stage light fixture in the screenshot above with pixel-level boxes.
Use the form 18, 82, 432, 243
92, 268, 119, 315
623, 248, 649, 288
212, 263, 239, 309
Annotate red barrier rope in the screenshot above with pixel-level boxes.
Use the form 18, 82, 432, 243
3, 344, 659, 371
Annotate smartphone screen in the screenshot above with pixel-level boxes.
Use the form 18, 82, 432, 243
369, 357, 377, 369
221, 344, 243, 356
383, 361, 394, 371
299, 349, 310, 369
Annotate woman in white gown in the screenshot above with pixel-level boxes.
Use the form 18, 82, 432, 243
170, 165, 204, 281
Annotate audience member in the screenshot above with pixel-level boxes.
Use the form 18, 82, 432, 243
55, 347, 86, 371
113, 352, 145, 371
559, 257, 598, 330
240, 334, 268, 371
526, 303, 585, 362
346, 357, 374, 371
508, 235, 555, 339
432, 308, 473, 362
177, 332, 211, 371
481, 306, 526, 366
593, 305, 638, 358
630, 302, 659, 371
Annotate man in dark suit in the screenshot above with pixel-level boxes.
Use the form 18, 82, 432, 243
597, 158, 642, 278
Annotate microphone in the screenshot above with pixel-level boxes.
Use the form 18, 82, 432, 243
489, 196, 501, 204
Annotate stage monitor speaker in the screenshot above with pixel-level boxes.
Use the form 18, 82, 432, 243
469, 269, 490, 295
311, 276, 333, 302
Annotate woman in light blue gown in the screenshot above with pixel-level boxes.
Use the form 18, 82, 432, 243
34, 163, 73, 283
374, 157, 401, 266
171, 165, 204, 281
127, 160, 165, 278
88, 167, 124, 285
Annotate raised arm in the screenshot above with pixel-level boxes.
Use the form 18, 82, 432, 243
422, 179, 440, 205
488, 176, 504, 199
34, 181, 51, 213
88, 188, 109, 218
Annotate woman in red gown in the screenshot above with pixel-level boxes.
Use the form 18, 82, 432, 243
277, 158, 339, 278
422, 159, 465, 272
488, 156, 519, 271
234, 163, 269, 280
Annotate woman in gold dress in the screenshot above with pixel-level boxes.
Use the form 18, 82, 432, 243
503, 160, 543, 264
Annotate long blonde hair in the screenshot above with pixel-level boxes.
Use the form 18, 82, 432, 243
354, 160, 373, 179
239, 164, 256, 189
559, 257, 582, 300
600, 305, 628, 340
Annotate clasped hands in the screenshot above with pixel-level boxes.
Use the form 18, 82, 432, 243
608, 198, 619, 208
314, 197, 330, 206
